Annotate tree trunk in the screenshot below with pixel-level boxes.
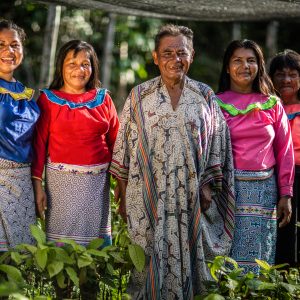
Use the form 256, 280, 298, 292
266, 21, 279, 65
101, 13, 116, 90
39, 4, 61, 89
232, 22, 241, 40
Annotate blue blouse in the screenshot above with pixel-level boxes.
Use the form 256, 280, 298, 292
0, 78, 40, 163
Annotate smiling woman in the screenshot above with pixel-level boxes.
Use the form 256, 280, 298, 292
31, 41, 119, 293
270, 49, 300, 267
0, 19, 40, 251
217, 40, 294, 274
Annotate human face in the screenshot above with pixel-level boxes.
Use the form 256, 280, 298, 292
0, 29, 23, 82
152, 35, 194, 86
273, 68, 300, 104
61, 50, 92, 94
227, 47, 258, 93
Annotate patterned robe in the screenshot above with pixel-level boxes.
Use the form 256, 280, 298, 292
110, 76, 235, 298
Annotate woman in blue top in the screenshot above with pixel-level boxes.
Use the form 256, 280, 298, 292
0, 19, 39, 250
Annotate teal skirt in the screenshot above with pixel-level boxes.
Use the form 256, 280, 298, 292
231, 169, 277, 274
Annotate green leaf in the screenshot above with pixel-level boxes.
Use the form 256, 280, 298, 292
255, 259, 271, 271
32, 296, 48, 300
0, 265, 24, 283
20, 244, 37, 254
209, 256, 226, 281
77, 253, 93, 268
8, 293, 29, 300
65, 267, 79, 287
30, 224, 46, 245
57, 238, 77, 249
10, 252, 23, 265
203, 294, 225, 300
128, 244, 145, 272
0, 281, 20, 296
118, 234, 130, 247
110, 251, 126, 263
87, 238, 104, 250
87, 249, 109, 259
52, 248, 75, 265
35, 248, 47, 270
106, 263, 114, 275
47, 261, 64, 278
279, 282, 298, 293
56, 271, 67, 289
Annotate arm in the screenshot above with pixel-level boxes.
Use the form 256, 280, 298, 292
273, 101, 295, 227
105, 94, 120, 152
109, 92, 132, 219
31, 93, 51, 218
114, 178, 128, 222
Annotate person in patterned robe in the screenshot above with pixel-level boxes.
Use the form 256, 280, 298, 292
0, 20, 40, 251
110, 24, 235, 299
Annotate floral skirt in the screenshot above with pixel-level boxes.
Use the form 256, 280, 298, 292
45, 161, 111, 246
0, 158, 36, 251
231, 169, 277, 274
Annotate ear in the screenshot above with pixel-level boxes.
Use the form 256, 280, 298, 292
152, 51, 158, 65
190, 49, 195, 63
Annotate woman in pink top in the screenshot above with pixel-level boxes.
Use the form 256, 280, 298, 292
270, 49, 300, 267
217, 40, 294, 273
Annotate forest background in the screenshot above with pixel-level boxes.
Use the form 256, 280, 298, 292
1, 0, 300, 111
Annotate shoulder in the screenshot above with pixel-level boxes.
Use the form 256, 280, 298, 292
185, 77, 216, 102
132, 76, 161, 99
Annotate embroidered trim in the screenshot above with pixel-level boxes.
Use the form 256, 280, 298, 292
0, 86, 34, 101
287, 111, 300, 120
216, 95, 278, 116
234, 168, 274, 181
46, 160, 109, 175
41, 88, 107, 109
0, 158, 30, 169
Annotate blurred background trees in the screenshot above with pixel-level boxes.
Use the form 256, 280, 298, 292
2, 0, 300, 110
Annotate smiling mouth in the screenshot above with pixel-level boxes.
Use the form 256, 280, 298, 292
1, 57, 15, 64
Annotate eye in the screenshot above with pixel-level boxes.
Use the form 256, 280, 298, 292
161, 52, 173, 58
11, 43, 21, 49
83, 63, 91, 68
178, 51, 188, 57
248, 58, 256, 63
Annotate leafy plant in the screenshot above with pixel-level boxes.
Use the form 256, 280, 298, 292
200, 256, 300, 300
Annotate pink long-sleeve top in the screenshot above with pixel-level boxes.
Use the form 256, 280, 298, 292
217, 90, 294, 197
284, 104, 300, 166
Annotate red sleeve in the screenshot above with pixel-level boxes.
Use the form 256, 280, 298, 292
31, 93, 51, 180
105, 94, 119, 153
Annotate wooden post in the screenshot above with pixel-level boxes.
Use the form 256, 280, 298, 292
266, 21, 279, 64
39, 4, 61, 88
232, 22, 241, 40
101, 13, 116, 90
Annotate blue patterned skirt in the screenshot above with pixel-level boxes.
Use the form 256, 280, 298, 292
231, 169, 277, 274
45, 161, 111, 247
0, 158, 36, 250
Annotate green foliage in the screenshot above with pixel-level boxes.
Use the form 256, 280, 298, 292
0, 178, 145, 299
201, 256, 300, 300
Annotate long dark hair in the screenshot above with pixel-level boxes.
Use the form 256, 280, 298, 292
218, 39, 275, 95
269, 49, 300, 99
49, 40, 101, 90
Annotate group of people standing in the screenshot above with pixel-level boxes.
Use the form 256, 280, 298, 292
0, 18, 299, 298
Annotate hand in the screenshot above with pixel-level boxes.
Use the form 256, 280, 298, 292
277, 196, 292, 228
114, 179, 128, 222
32, 179, 47, 219
200, 183, 212, 212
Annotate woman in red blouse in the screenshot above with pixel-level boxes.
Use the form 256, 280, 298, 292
32, 40, 119, 250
